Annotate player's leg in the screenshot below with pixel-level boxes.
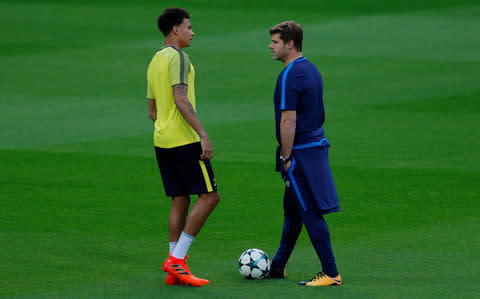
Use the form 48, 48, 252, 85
164, 143, 219, 286
171, 191, 219, 259
169, 195, 190, 244
182, 191, 220, 237
155, 146, 186, 251
155, 146, 188, 285
164, 191, 219, 286
156, 145, 206, 286
172, 142, 219, 257
270, 187, 302, 278
165, 195, 190, 285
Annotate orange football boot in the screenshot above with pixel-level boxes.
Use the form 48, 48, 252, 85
163, 256, 209, 287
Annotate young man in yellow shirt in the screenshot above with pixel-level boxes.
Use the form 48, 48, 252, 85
146, 7, 220, 287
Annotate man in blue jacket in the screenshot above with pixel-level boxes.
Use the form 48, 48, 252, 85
268, 20, 342, 287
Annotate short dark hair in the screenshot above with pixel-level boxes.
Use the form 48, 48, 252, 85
157, 7, 190, 36
269, 21, 303, 51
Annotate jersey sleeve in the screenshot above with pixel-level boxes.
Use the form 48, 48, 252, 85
169, 50, 191, 86
280, 69, 302, 111
147, 81, 154, 98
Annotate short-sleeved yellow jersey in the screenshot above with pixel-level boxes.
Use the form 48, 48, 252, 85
147, 46, 199, 148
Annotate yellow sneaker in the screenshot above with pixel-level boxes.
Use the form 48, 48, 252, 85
299, 272, 342, 286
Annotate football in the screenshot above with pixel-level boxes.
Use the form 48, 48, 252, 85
238, 248, 271, 279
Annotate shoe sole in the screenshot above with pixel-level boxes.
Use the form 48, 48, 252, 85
164, 267, 209, 287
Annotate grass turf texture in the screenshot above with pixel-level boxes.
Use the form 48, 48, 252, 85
1, 0, 479, 298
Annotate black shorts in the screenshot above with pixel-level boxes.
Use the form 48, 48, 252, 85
155, 142, 217, 197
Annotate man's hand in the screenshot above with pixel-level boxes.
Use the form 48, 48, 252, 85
200, 135, 213, 161
283, 160, 292, 172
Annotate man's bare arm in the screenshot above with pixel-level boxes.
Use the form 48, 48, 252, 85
173, 84, 213, 160
280, 110, 296, 170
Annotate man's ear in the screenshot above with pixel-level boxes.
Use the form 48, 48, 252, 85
286, 40, 294, 49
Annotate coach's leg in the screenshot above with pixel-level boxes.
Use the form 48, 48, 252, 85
290, 166, 338, 278
301, 212, 338, 278
271, 187, 303, 276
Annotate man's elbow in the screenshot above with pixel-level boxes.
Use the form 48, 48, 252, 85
281, 117, 296, 128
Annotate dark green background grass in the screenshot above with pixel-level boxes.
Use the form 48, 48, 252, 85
1, 0, 479, 298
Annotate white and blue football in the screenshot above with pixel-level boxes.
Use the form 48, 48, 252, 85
238, 248, 271, 279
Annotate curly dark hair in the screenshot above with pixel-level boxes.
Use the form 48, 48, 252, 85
157, 7, 190, 36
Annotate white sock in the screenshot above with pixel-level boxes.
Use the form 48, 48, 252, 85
169, 242, 177, 254
172, 232, 194, 260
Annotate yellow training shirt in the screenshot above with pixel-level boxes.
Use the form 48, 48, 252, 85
147, 46, 199, 148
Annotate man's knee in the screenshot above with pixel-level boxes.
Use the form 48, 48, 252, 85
201, 191, 220, 208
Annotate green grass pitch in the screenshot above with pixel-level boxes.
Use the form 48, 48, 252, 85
1, 0, 479, 298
